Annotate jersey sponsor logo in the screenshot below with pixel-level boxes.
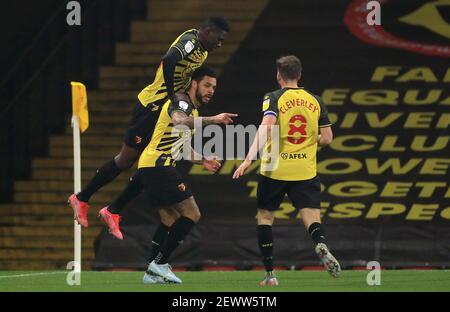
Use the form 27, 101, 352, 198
344, 0, 450, 57
178, 101, 189, 111
280, 152, 307, 160
184, 41, 195, 54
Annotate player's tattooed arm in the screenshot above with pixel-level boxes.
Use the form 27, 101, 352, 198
184, 144, 222, 172
170, 92, 237, 127
184, 145, 205, 165
171, 110, 197, 128
187, 145, 204, 164
171, 110, 238, 128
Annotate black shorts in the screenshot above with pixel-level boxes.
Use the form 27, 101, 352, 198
257, 175, 321, 211
139, 166, 193, 207
124, 103, 161, 151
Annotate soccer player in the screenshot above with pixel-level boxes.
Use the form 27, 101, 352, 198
104, 66, 235, 284
233, 55, 341, 286
100, 67, 235, 245
68, 16, 230, 228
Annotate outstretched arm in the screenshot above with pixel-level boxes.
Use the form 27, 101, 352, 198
318, 126, 333, 146
232, 115, 277, 179
171, 110, 238, 128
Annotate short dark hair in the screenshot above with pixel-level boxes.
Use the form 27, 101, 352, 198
191, 66, 217, 82
276, 55, 302, 81
201, 16, 230, 32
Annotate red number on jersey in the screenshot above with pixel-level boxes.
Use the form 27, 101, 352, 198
288, 114, 307, 144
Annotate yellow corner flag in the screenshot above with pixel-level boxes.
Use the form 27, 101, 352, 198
71, 81, 89, 133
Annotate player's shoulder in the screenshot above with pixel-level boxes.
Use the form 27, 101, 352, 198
173, 92, 192, 105
301, 88, 323, 104
176, 29, 200, 47
264, 88, 285, 102
170, 92, 194, 113
177, 29, 198, 41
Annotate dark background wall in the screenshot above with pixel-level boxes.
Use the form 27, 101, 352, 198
0, 0, 146, 202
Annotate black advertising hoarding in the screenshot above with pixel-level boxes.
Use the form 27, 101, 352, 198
94, 0, 450, 269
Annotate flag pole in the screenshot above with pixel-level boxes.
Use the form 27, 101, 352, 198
70, 81, 88, 277
71, 115, 82, 274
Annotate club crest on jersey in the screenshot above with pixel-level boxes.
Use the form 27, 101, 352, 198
134, 136, 142, 144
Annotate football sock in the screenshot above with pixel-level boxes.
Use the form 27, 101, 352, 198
149, 223, 170, 262
154, 216, 195, 264
257, 225, 274, 273
308, 222, 327, 245
107, 173, 142, 214
77, 159, 121, 202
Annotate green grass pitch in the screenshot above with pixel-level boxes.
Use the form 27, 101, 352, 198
0, 270, 449, 292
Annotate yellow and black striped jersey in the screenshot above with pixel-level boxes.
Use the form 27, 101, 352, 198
138, 93, 198, 168
137, 29, 208, 107
260, 88, 331, 181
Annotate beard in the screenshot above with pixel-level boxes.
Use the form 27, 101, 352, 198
196, 90, 209, 105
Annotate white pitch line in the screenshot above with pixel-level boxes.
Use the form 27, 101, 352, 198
0, 271, 66, 279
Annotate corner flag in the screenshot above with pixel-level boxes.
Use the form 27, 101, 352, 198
71, 81, 89, 133
70, 81, 88, 280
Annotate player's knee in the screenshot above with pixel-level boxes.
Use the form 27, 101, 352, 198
160, 213, 178, 227
300, 208, 320, 221
190, 210, 201, 223
299, 208, 321, 227
257, 209, 274, 225
182, 209, 201, 223
178, 197, 201, 223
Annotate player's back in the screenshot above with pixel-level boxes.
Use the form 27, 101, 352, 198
261, 87, 331, 181
137, 29, 208, 107
276, 88, 322, 151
